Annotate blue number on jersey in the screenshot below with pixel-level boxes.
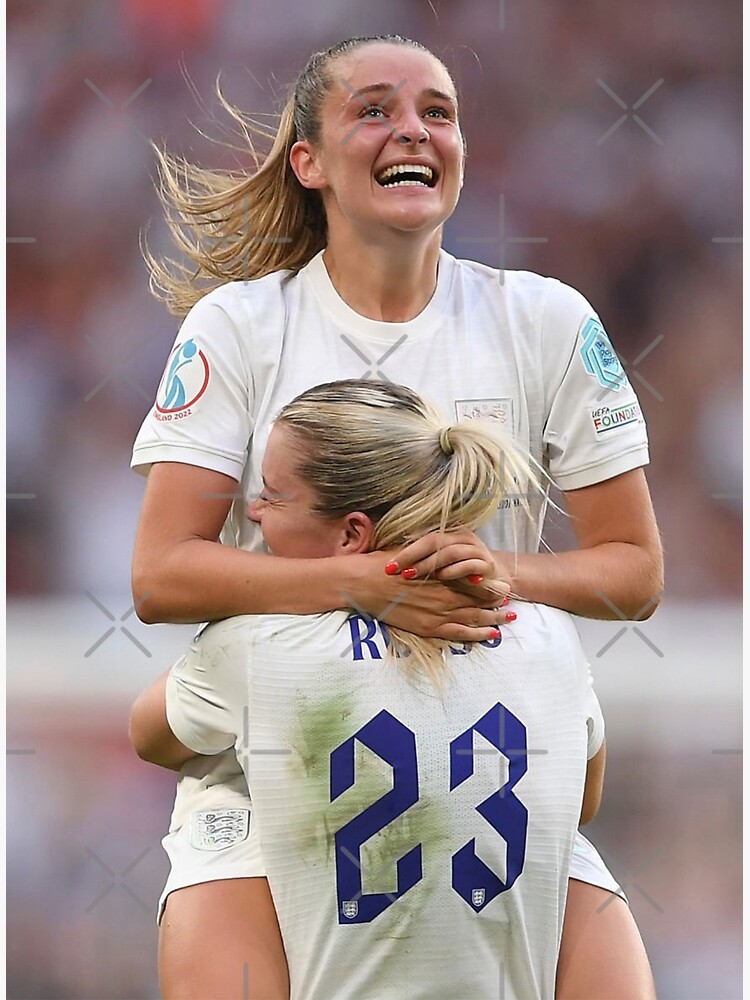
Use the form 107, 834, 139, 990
330, 703, 529, 923
450, 703, 529, 911
330, 710, 422, 924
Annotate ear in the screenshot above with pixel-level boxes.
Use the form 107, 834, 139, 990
336, 511, 374, 555
289, 139, 328, 191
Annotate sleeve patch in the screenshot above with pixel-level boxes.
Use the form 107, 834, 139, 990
154, 339, 211, 420
590, 401, 644, 435
579, 318, 626, 391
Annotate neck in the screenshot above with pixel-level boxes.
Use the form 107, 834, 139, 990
322, 227, 443, 322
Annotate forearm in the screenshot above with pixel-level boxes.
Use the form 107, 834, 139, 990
134, 540, 369, 624
503, 542, 663, 620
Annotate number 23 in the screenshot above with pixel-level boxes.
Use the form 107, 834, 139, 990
330, 702, 528, 924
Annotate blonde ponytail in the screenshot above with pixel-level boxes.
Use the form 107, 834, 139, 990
276, 380, 549, 685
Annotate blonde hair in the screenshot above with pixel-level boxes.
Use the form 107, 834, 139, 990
145, 35, 445, 317
276, 380, 548, 684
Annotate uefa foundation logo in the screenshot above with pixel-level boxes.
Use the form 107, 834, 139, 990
155, 339, 210, 421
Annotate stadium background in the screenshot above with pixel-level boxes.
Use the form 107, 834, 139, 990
6, 1, 741, 997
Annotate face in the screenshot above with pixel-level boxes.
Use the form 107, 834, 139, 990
247, 423, 362, 558
292, 43, 465, 238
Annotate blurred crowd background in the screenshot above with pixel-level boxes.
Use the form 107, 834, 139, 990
6, 1, 742, 998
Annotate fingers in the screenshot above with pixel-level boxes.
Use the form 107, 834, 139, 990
390, 547, 495, 581
391, 530, 484, 570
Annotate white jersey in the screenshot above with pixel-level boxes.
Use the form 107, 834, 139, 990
132, 249, 649, 556
167, 605, 604, 1000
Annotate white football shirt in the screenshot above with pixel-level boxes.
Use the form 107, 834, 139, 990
132, 250, 649, 555
167, 605, 604, 1000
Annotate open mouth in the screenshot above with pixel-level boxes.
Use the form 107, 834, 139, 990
375, 164, 437, 188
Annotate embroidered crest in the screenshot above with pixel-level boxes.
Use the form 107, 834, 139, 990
579, 318, 625, 391
189, 809, 250, 851
455, 398, 514, 428
472, 888, 486, 908
342, 900, 359, 919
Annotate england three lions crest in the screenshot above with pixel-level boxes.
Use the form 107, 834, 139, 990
455, 398, 514, 429
189, 809, 250, 851
472, 888, 486, 908
342, 900, 359, 919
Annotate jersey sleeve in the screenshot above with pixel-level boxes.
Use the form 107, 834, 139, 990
165, 623, 248, 755
541, 280, 650, 491
580, 660, 605, 759
131, 286, 253, 480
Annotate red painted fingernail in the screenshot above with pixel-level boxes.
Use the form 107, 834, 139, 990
489, 628, 502, 639
384, 561, 399, 576
501, 596, 511, 607
467, 574, 483, 584
401, 567, 418, 580
504, 611, 517, 623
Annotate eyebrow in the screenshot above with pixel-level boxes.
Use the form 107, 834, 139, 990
347, 83, 457, 106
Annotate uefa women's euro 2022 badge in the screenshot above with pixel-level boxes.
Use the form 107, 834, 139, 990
154, 339, 210, 422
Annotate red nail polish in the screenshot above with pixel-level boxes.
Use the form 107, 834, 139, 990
384, 561, 399, 576
504, 611, 517, 623
467, 574, 483, 584
489, 628, 502, 639
501, 596, 510, 607
401, 567, 418, 580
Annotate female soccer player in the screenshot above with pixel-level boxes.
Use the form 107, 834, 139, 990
134, 378, 610, 1000
130, 34, 660, 999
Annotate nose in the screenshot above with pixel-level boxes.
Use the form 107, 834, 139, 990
247, 498, 263, 522
395, 111, 429, 146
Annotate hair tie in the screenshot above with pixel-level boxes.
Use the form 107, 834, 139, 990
439, 426, 454, 456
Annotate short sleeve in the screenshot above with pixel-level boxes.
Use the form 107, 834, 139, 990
131, 286, 253, 480
165, 623, 248, 755
541, 280, 650, 491
580, 661, 605, 759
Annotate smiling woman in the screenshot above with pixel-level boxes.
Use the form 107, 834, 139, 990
131, 32, 659, 1000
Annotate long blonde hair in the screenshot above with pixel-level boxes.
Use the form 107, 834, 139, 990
145, 35, 445, 317
276, 380, 548, 683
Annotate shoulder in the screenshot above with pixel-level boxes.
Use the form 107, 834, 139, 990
450, 256, 589, 327
186, 268, 298, 322
194, 611, 351, 658
505, 602, 583, 653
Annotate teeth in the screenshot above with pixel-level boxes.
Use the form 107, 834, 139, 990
377, 163, 434, 185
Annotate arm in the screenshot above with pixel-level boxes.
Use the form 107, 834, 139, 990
580, 742, 606, 825
128, 671, 197, 771
389, 469, 663, 621
496, 468, 664, 619
132, 463, 505, 639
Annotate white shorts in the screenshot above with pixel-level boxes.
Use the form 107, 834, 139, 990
569, 831, 629, 904
157, 754, 265, 924
158, 759, 627, 922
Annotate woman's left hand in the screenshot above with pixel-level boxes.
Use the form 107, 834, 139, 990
388, 529, 512, 595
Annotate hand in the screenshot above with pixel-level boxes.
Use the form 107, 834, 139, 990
386, 529, 513, 597
347, 549, 513, 644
